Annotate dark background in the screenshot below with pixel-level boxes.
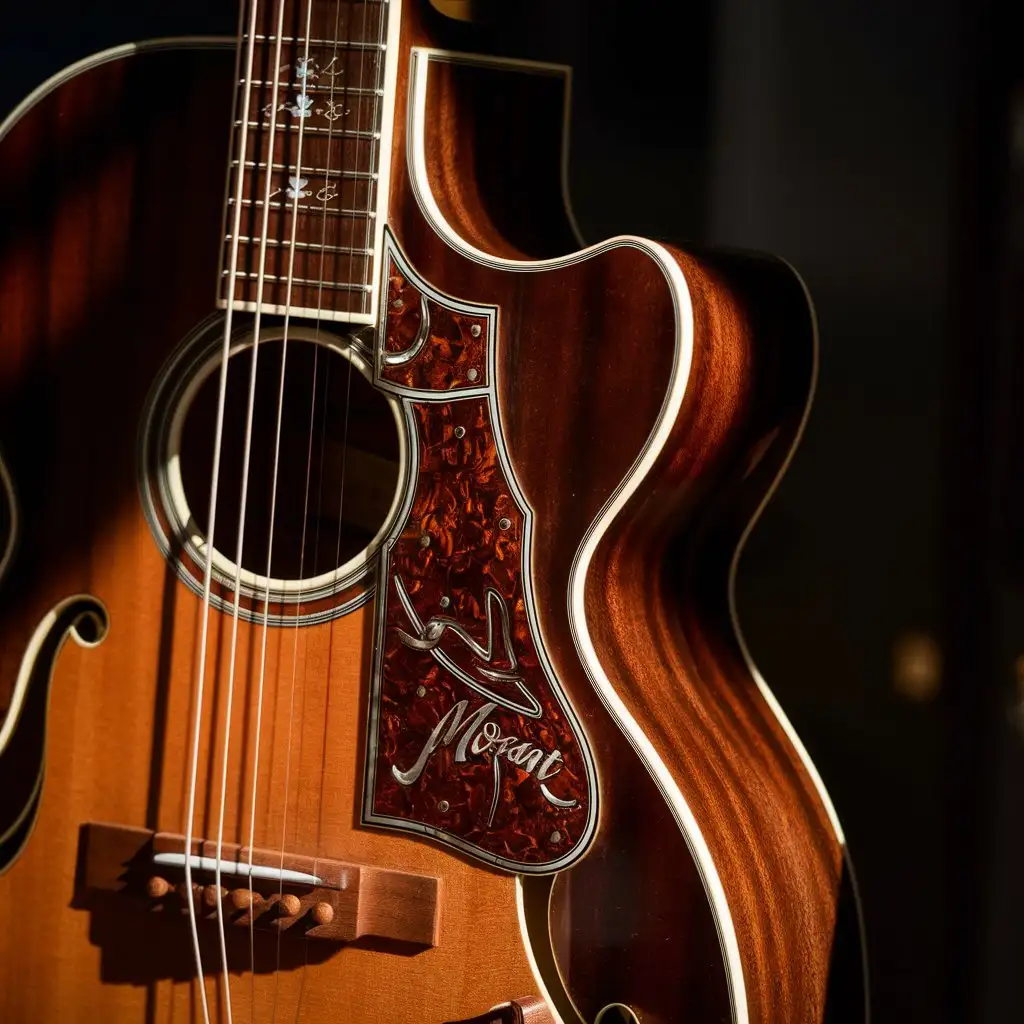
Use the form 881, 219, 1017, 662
2, 1, 1023, 1020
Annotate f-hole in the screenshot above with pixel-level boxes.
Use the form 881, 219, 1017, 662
594, 1005, 640, 1024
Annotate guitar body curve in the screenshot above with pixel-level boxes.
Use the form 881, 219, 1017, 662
0, 8, 863, 1024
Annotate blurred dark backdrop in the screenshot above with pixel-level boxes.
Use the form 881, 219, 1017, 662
2, 1, 1022, 1020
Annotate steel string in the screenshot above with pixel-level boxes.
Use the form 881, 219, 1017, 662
183, 0, 264, 1019
198, 0, 296, 1018
243, 0, 347, 1009
261, 1, 319, 1021
243, 0, 350, 1016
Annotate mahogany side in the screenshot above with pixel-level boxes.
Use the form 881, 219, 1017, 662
383, 5, 853, 1022
0, 4, 857, 1023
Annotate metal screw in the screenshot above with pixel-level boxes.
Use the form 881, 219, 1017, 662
391, 298, 404, 310
454, 426, 466, 439
416, 685, 426, 698
467, 368, 479, 382
550, 830, 563, 844
438, 800, 450, 813
470, 324, 482, 338
498, 517, 512, 531
419, 533, 431, 548
439, 596, 451, 609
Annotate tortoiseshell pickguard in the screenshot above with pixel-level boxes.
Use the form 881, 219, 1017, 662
378, 257, 488, 392
364, 237, 595, 873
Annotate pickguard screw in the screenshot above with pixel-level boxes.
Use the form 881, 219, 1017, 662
550, 830, 563, 844
498, 517, 512, 531
416, 685, 426, 698
438, 800, 450, 813
454, 426, 466, 439
392, 298, 404, 310
467, 368, 479, 382
439, 596, 451, 609
419, 533, 431, 548
470, 324, 482, 338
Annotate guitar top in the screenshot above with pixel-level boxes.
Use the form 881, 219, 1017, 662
0, 2, 865, 1022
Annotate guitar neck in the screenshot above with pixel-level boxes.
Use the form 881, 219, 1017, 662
219, 0, 402, 325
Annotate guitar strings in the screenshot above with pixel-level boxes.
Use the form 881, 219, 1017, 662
183, 0, 264, 1019
298, 0, 352, 982
293, 0, 392, 1005
221, 0, 296, 1015
264, 0, 349, 1015
214, 0, 296, 1017
243, 0, 342, 1012
315, 0, 390, 869
264, 1, 319, 1020
187, 2, 387, 1018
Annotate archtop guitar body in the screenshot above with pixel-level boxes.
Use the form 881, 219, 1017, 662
0, 2, 864, 1022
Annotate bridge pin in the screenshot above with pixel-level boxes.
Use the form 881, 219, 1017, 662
176, 881, 200, 903
278, 894, 302, 918
230, 887, 259, 911
202, 885, 227, 909
146, 876, 171, 899
312, 901, 334, 926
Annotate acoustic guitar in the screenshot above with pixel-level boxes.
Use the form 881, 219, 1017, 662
0, 1, 865, 1022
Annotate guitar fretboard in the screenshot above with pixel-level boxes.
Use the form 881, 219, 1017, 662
219, 0, 396, 324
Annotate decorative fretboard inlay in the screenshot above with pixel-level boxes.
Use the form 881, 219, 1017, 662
220, 0, 395, 323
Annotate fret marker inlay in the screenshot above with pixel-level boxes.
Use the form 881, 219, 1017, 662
218, 0, 397, 325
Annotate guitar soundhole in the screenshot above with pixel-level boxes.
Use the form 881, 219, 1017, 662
179, 336, 399, 581
139, 317, 407, 623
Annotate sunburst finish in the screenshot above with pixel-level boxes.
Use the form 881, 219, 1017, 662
0, 3, 863, 1022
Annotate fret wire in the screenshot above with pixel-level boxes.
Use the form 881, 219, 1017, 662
223, 1, 393, 307
223, 270, 373, 292
244, 35, 387, 49
228, 197, 375, 216
227, 235, 374, 256
237, 120, 380, 139
233, 160, 378, 180
240, 80, 384, 96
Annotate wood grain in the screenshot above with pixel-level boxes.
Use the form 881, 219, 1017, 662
81, 823, 441, 947
0, 2, 856, 1021
385, 5, 849, 1022
0, 44, 541, 1024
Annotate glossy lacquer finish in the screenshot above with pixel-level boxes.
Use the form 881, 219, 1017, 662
0, 4, 861, 1024
365, 243, 596, 873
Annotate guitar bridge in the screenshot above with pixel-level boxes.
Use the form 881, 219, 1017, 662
76, 822, 440, 949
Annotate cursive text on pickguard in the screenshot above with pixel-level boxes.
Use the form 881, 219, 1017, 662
392, 699, 575, 817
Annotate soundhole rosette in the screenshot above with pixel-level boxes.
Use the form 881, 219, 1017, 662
138, 314, 409, 625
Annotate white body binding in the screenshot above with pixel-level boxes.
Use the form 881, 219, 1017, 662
405, 44, 851, 1024
0, 33, 857, 1024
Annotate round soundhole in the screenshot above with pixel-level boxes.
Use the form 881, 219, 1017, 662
139, 318, 406, 623
179, 337, 398, 581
